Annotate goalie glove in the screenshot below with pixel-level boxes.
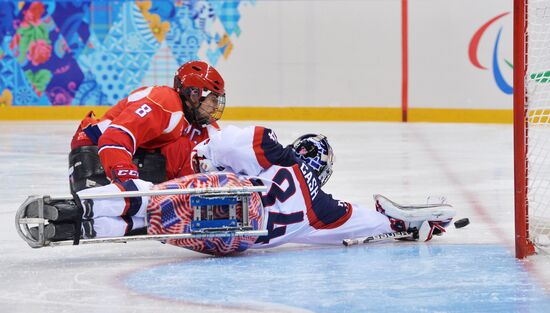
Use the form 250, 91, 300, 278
417, 220, 452, 241
190, 139, 225, 173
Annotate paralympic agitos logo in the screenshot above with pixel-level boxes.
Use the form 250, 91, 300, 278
468, 12, 512, 95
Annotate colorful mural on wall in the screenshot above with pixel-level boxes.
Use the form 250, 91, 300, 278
0, 1, 253, 106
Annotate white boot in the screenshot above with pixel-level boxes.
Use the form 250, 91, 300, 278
374, 194, 456, 241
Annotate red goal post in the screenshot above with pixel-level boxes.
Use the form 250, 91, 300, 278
514, 0, 550, 258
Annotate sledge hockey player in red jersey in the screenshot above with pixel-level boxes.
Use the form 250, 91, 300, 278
19, 126, 456, 255
68, 60, 226, 192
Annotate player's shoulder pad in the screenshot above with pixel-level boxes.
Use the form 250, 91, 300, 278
141, 86, 183, 112
259, 127, 278, 143
254, 126, 296, 167
128, 86, 149, 94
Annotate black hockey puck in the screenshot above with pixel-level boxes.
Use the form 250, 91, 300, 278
454, 218, 470, 229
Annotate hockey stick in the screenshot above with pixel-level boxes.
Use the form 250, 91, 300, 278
342, 231, 414, 246
47, 230, 268, 247
47, 185, 268, 201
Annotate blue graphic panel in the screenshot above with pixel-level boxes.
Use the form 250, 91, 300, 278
0, 2, 17, 45
0, 37, 48, 106
51, 1, 91, 58
126, 245, 550, 313
0, 0, 254, 106
165, 3, 202, 66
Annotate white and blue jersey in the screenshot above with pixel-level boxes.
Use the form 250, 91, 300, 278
195, 125, 393, 248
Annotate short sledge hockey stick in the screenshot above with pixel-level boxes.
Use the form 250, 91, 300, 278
342, 231, 414, 246
47, 185, 268, 201
46, 230, 268, 247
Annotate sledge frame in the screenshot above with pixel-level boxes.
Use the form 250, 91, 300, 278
15, 186, 268, 248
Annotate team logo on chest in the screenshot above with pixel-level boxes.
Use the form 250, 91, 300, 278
184, 125, 203, 143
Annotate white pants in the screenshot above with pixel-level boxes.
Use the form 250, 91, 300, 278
77, 179, 152, 237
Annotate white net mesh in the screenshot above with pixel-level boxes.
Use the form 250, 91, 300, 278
527, 0, 550, 249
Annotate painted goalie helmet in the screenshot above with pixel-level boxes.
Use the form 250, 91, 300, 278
173, 60, 226, 125
291, 134, 334, 186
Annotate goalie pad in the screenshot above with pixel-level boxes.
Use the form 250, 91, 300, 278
374, 194, 456, 241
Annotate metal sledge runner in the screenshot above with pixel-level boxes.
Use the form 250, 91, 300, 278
15, 186, 268, 249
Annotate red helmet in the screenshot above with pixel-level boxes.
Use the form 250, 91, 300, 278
174, 60, 226, 125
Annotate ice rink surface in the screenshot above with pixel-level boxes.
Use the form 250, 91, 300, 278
1, 120, 550, 312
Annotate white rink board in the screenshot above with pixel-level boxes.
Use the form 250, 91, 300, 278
213, 0, 513, 109
409, 0, 513, 109
218, 0, 402, 108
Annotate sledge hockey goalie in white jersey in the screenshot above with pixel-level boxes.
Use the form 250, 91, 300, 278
16, 125, 456, 255
192, 125, 456, 248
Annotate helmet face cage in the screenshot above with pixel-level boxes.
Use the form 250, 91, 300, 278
198, 88, 225, 122
176, 85, 225, 126
292, 134, 334, 186
181, 86, 225, 125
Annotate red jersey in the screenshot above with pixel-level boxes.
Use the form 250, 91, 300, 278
73, 86, 219, 180
160, 123, 220, 180
97, 86, 186, 179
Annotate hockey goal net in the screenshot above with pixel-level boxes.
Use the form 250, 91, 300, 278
514, 0, 550, 258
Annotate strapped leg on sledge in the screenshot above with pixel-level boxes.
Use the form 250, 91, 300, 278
16, 195, 95, 248
15, 186, 268, 248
